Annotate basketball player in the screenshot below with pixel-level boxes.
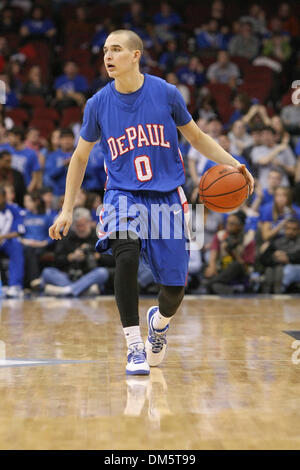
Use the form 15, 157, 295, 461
49, 30, 254, 375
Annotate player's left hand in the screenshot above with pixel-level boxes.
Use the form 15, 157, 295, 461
236, 164, 254, 195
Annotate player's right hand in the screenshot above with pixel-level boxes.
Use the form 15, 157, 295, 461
49, 211, 73, 240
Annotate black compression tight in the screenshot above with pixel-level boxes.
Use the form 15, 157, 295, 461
110, 231, 185, 328
110, 231, 140, 328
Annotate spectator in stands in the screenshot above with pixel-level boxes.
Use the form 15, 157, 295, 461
197, 94, 219, 121
91, 19, 115, 56
4, 59, 23, 96
22, 65, 50, 99
3, 182, 20, 206
153, 2, 182, 43
204, 211, 255, 295
242, 103, 271, 128
203, 133, 250, 174
239, 3, 267, 36
0, 183, 24, 298
0, 7, 20, 34
0, 73, 19, 109
166, 72, 190, 106
24, 127, 47, 171
270, 115, 290, 145
41, 208, 114, 297
259, 218, 300, 293
207, 50, 240, 88
259, 186, 300, 243
65, 4, 94, 39
159, 39, 182, 73
54, 61, 88, 109
82, 141, 107, 195
176, 56, 206, 88
86, 191, 102, 226
42, 129, 61, 188
40, 186, 58, 223
0, 150, 26, 207
21, 191, 54, 289
262, 33, 292, 63
265, 17, 290, 39
227, 92, 251, 127
228, 21, 260, 60
24, 127, 45, 153
209, 0, 226, 23
242, 124, 264, 172
90, 63, 110, 95
20, 5, 56, 41
2, 127, 41, 192
277, 2, 299, 38
251, 126, 295, 189
251, 169, 283, 213
44, 128, 74, 201
228, 119, 253, 155
196, 18, 227, 50
123, 1, 145, 29
280, 101, 300, 137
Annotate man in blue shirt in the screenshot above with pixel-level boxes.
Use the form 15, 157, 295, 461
82, 141, 106, 194
49, 29, 254, 375
44, 129, 75, 198
0, 184, 24, 297
54, 61, 88, 109
0, 127, 41, 192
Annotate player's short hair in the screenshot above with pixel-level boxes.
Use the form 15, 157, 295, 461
109, 29, 143, 57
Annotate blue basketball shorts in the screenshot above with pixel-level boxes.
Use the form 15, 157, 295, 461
95, 187, 190, 286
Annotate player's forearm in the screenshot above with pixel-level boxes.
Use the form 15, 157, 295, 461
62, 152, 88, 213
194, 131, 239, 168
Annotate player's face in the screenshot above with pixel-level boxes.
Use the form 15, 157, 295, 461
103, 35, 138, 78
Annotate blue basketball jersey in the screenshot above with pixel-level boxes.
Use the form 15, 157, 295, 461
80, 73, 192, 192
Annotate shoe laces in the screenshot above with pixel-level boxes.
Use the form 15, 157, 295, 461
149, 322, 168, 353
128, 344, 146, 364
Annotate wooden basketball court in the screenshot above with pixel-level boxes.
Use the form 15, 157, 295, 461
0, 295, 299, 450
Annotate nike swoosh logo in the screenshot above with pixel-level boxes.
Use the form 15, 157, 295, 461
174, 210, 182, 215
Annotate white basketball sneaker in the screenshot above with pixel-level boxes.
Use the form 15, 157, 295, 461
145, 306, 169, 367
126, 343, 150, 375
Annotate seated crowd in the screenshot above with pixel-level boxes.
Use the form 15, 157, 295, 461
0, 0, 300, 297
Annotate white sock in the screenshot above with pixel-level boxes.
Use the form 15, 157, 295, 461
123, 326, 144, 349
152, 310, 171, 330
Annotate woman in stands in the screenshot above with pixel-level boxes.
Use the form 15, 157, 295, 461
259, 186, 300, 242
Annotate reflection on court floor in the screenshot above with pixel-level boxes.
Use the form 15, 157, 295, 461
0, 296, 300, 449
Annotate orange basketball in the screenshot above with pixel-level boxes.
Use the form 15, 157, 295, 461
199, 164, 249, 213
